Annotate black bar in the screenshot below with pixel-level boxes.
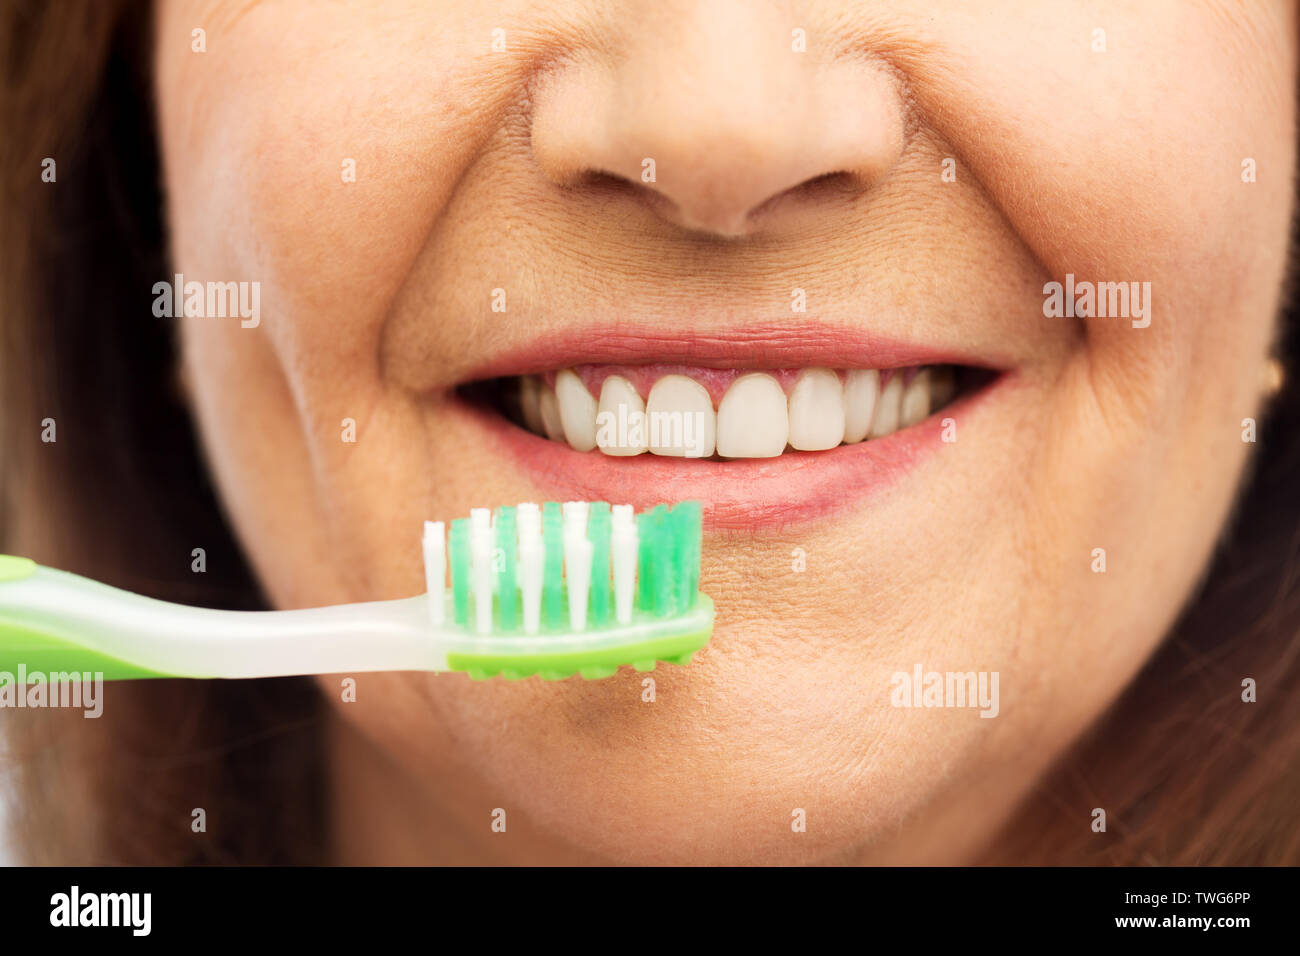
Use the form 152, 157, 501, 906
0, 865, 1291, 942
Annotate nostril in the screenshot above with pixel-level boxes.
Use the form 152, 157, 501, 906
579, 169, 642, 195
569, 164, 872, 237
791, 170, 862, 199
574, 168, 678, 219
749, 170, 863, 220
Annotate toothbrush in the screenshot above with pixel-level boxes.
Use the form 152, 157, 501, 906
0, 500, 712, 681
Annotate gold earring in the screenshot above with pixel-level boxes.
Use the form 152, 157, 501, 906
1263, 356, 1285, 397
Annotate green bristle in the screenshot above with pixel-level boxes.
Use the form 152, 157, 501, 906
636, 510, 654, 612
651, 505, 675, 616
542, 502, 564, 630
671, 501, 702, 611
495, 506, 518, 631
449, 518, 470, 628
587, 502, 612, 627
663, 506, 682, 614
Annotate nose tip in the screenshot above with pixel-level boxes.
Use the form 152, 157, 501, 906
530, 16, 906, 237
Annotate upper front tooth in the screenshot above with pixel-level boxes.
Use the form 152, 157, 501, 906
716, 372, 788, 458
787, 368, 845, 451
538, 382, 566, 441
900, 369, 932, 428
868, 372, 904, 438
555, 369, 598, 451
842, 368, 880, 444
645, 374, 716, 458
596, 375, 648, 456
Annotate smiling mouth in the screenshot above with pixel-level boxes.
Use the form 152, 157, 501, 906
466, 362, 981, 459
448, 325, 1006, 529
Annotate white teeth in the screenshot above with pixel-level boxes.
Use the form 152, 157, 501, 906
900, 369, 932, 428
841, 368, 880, 444
645, 374, 716, 458
555, 369, 597, 452
519, 377, 545, 436
596, 375, 648, 456
868, 372, 904, 438
716, 372, 788, 458
538, 384, 565, 441
517, 364, 959, 456
787, 368, 845, 451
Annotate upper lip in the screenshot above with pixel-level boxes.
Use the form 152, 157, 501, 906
455, 321, 1009, 384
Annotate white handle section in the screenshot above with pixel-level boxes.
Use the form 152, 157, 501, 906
0, 567, 444, 678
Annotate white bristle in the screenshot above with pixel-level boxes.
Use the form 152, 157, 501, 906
611, 504, 638, 625
518, 502, 543, 634
563, 505, 593, 631
518, 502, 540, 534
470, 508, 493, 634
422, 520, 446, 627
562, 500, 589, 526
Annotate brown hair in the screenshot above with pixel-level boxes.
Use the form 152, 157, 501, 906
1, 1, 1296, 865
1, 0, 324, 865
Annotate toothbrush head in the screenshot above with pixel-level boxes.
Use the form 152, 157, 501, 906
425, 500, 712, 680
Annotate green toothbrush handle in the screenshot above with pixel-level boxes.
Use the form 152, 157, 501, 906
0, 556, 441, 679
0, 556, 171, 678
0, 619, 170, 679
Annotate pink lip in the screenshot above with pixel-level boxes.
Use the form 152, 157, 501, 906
460, 322, 1006, 382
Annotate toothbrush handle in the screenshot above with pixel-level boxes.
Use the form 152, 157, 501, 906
0, 556, 443, 679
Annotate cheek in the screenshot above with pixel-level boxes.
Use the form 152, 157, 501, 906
922, 2, 1294, 683
156, 16, 456, 370
154, 5, 505, 606
892, 0, 1294, 398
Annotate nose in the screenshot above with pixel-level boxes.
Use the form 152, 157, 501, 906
530, 2, 906, 238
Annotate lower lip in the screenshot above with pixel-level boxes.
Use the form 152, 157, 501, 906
455, 379, 1003, 531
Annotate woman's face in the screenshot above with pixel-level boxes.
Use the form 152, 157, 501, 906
154, 1, 1295, 863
